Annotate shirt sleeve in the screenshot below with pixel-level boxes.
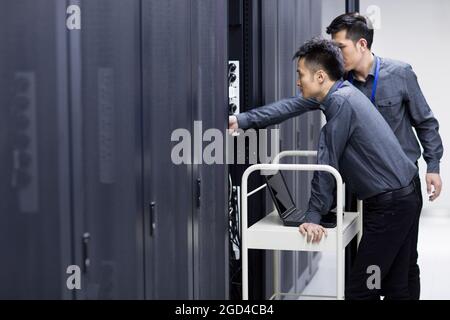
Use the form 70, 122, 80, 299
304, 102, 354, 224
236, 95, 320, 129
403, 65, 444, 173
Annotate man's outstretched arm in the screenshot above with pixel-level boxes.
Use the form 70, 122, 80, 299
229, 95, 320, 130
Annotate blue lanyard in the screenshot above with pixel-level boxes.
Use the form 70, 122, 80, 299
348, 56, 380, 104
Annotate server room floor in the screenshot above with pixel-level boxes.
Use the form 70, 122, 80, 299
299, 208, 450, 300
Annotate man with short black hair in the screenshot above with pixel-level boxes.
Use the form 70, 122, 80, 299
229, 12, 443, 300
291, 37, 420, 300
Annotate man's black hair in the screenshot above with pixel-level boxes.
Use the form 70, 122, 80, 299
326, 12, 374, 49
293, 38, 344, 81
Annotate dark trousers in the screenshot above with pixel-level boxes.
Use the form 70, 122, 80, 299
408, 175, 423, 300
345, 180, 422, 300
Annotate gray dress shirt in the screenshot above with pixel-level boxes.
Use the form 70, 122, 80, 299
304, 80, 418, 224
236, 55, 443, 173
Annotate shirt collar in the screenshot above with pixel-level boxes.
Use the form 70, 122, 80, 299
368, 53, 378, 77
320, 79, 344, 110
346, 53, 378, 81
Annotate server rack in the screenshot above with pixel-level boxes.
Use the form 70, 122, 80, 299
0, 0, 228, 300
228, 0, 324, 300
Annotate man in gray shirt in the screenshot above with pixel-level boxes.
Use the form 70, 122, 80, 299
284, 38, 420, 299
229, 13, 443, 300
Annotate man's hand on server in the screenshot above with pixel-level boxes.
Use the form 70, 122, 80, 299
229, 115, 238, 131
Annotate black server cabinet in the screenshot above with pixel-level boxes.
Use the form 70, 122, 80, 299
0, 0, 228, 300
71, 0, 145, 299
0, 0, 72, 299
142, 0, 194, 299
190, 0, 229, 299
142, 0, 228, 299
72, 0, 228, 300
228, 0, 268, 300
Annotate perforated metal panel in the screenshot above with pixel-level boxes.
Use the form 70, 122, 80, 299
72, 0, 144, 299
191, 0, 229, 299
142, 0, 228, 299
0, 0, 72, 299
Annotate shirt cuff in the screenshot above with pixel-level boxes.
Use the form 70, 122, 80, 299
304, 211, 322, 225
236, 113, 251, 130
426, 161, 440, 174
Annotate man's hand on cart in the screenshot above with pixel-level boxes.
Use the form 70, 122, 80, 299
299, 223, 328, 243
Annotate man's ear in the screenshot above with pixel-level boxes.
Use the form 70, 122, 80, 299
316, 70, 325, 84
357, 38, 368, 52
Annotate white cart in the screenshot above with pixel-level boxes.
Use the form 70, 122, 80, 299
241, 150, 363, 300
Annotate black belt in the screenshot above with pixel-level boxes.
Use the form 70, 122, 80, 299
366, 179, 417, 204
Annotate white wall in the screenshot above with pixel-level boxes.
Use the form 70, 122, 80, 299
319, 0, 346, 126
360, 0, 450, 214
320, 0, 346, 37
